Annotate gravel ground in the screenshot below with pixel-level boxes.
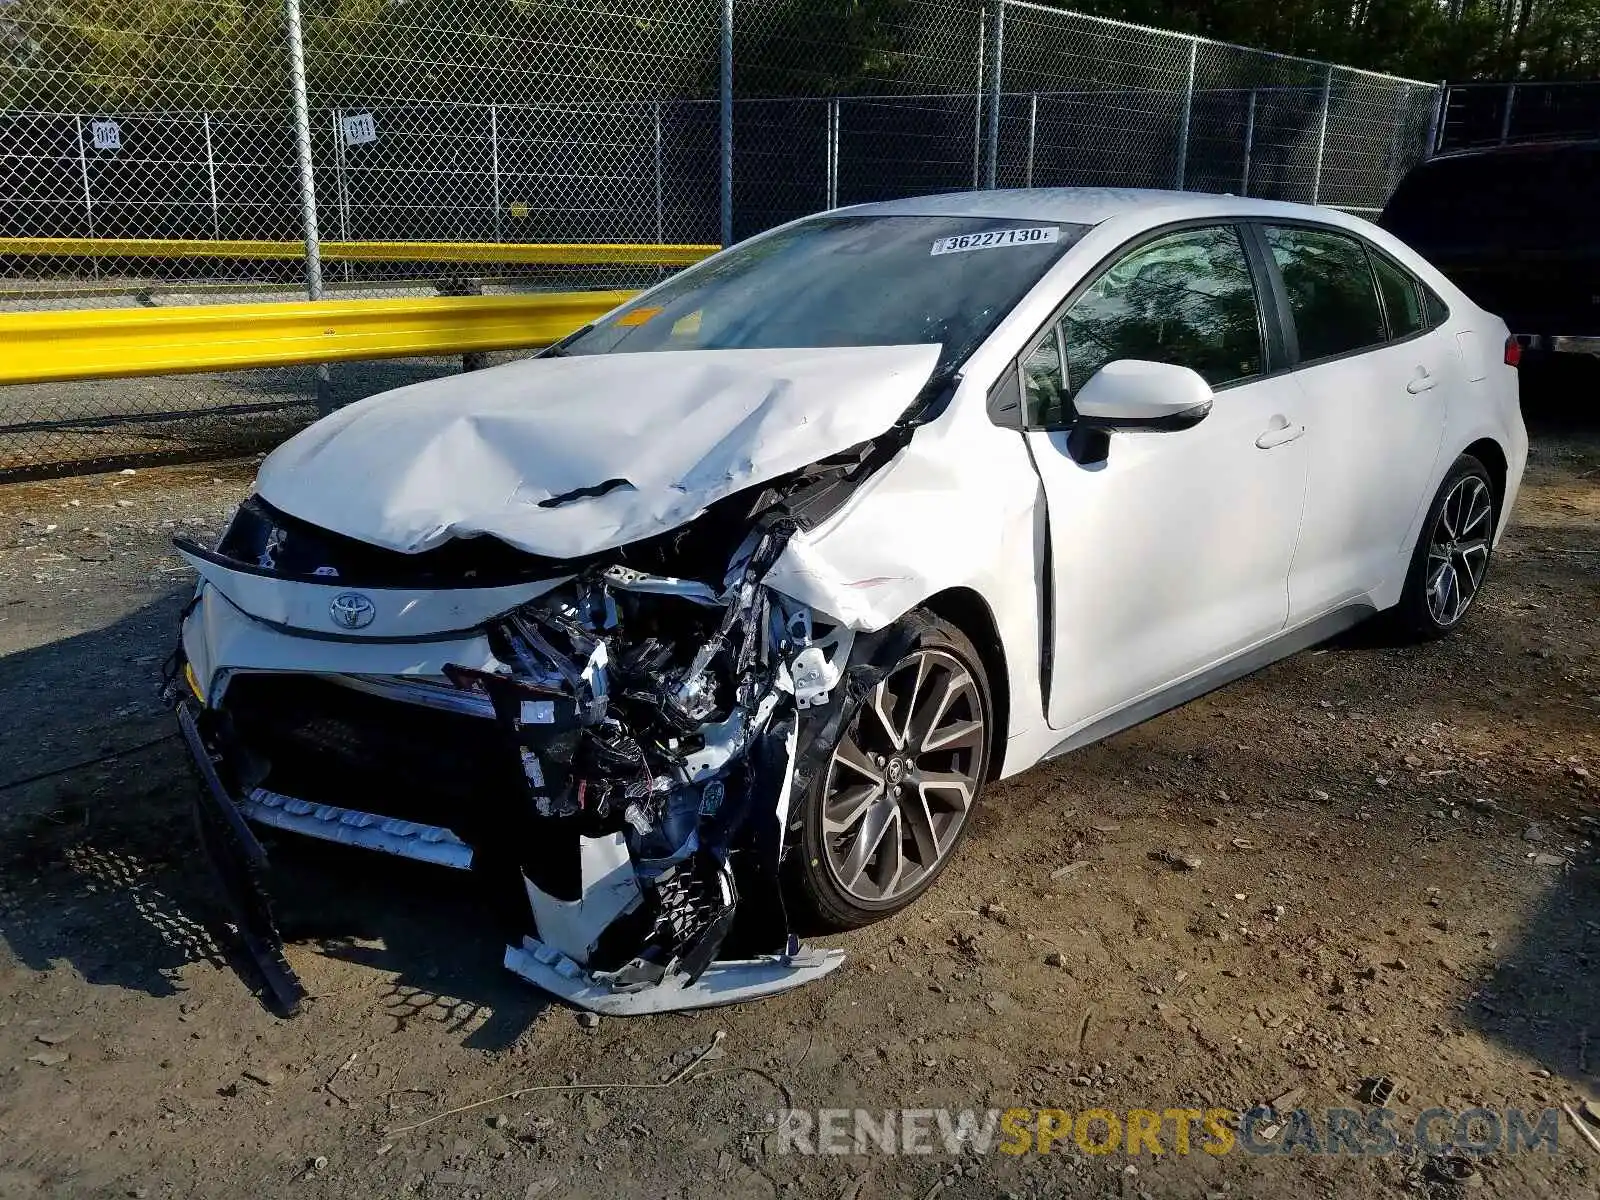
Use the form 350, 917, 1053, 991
0, 384, 1595, 1200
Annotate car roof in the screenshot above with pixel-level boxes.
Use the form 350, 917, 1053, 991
841, 187, 1361, 228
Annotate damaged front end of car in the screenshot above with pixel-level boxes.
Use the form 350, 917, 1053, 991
163, 433, 918, 1017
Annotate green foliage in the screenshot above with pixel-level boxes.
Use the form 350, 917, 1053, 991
2, 0, 287, 108
1, 0, 1593, 113
1060, 0, 1600, 80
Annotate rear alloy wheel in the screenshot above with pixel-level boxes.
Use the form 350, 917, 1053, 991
795, 613, 991, 929
1398, 455, 1497, 639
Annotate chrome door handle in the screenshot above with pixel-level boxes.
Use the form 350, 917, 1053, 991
1255, 421, 1306, 449
1406, 371, 1437, 394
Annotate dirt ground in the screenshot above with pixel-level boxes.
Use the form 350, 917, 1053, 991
0, 381, 1595, 1199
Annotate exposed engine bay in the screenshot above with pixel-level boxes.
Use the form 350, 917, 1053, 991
165, 425, 922, 1016
447, 519, 853, 1009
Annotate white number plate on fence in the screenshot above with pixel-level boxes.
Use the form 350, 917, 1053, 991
930, 226, 1059, 256
89, 120, 121, 151
341, 112, 378, 146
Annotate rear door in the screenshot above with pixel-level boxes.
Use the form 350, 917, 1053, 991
1257, 223, 1452, 622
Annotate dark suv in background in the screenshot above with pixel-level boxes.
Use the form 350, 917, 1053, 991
1381, 140, 1600, 361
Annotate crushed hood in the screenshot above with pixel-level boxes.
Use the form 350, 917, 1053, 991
255, 344, 942, 559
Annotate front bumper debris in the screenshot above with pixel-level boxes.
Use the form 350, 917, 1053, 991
171, 510, 864, 1017
177, 703, 307, 1017
241, 789, 474, 870
504, 936, 846, 1016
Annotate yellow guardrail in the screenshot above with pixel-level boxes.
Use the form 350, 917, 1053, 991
0, 238, 719, 267
0, 291, 637, 385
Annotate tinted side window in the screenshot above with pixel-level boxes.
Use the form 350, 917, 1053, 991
1265, 225, 1386, 361
1022, 328, 1069, 427
1370, 251, 1424, 340
1059, 225, 1265, 393
1423, 285, 1450, 329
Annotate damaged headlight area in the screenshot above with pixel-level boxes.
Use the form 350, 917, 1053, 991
462, 520, 852, 1009
175, 514, 859, 1015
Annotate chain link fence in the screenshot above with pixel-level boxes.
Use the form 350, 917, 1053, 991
0, 0, 1439, 477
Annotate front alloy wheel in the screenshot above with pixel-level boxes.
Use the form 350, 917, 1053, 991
794, 612, 991, 929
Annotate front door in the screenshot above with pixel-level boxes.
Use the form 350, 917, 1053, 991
1018, 223, 1312, 733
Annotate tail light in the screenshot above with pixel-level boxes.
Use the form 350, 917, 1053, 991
1504, 336, 1523, 368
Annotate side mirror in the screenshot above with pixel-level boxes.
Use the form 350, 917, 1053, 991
1074, 360, 1214, 432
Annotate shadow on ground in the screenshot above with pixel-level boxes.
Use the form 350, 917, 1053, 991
1475, 361, 1600, 1084
0, 593, 551, 1045
271, 838, 554, 1050
1467, 852, 1600, 1085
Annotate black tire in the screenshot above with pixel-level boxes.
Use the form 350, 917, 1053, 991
1395, 453, 1497, 641
791, 610, 992, 931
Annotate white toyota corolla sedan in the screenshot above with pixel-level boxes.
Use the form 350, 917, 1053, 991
171, 188, 1527, 1015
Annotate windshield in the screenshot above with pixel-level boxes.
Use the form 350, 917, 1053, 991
557, 214, 1090, 375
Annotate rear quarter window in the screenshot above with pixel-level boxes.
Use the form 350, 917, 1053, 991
1370, 251, 1425, 340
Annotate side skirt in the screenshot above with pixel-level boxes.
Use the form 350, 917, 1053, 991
1044, 603, 1376, 761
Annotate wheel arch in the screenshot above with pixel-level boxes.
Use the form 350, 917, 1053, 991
919, 586, 1011, 783
1462, 437, 1509, 527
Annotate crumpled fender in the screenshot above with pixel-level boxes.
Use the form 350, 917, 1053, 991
761, 408, 1042, 635
759, 390, 1051, 769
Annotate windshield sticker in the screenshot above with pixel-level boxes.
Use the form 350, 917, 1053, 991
615, 305, 662, 327
930, 226, 1060, 256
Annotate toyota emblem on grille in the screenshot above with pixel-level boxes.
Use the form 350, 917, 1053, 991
329, 591, 376, 630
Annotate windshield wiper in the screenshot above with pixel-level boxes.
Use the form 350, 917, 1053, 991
540, 324, 595, 358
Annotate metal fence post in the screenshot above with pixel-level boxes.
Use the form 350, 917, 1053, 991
1025, 92, 1037, 187
330, 109, 349, 243
491, 103, 503, 242
1498, 82, 1517, 143
983, 0, 1004, 189
1425, 82, 1447, 156
971, 3, 984, 188
202, 112, 221, 239
330, 108, 352, 283
76, 116, 98, 279
1241, 88, 1256, 195
76, 116, 95, 240
719, 0, 733, 247
285, 0, 323, 302
653, 101, 664, 242
1311, 64, 1332, 205
1174, 38, 1197, 190
831, 98, 841, 206
824, 97, 840, 208
822, 100, 831, 207
284, 0, 329, 412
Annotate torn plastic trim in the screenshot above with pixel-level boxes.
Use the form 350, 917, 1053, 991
178, 703, 307, 1017
328, 673, 497, 719
242, 788, 474, 870
503, 936, 845, 1016
521, 832, 641, 963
